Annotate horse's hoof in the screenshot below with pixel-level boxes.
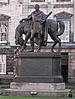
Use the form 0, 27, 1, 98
28, 50, 34, 52
58, 49, 61, 52
20, 47, 25, 52
37, 50, 40, 52
58, 50, 60, 52
51, 49, 54, 52
14, 51, 17, 54
15, 52, 19, 56
23, 45, 27, 49
20, 48, 24, 52
14, 50, 18, 54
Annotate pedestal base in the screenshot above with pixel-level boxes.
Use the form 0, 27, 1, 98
3, 52, 71, 97
3, 82, 71, 97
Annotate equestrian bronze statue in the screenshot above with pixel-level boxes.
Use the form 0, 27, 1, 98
15, 18, 65, 53
15, 4, 65, 53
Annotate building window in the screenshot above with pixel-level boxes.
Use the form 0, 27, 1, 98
0, 0, 9, 4
0, 55, 6, 74
54, 11, 73, 42
0, 0, 9, 6
31, 0, 45, 2
60, 20, 70, 42
0, 21, 8, 43
56, 0, 71, 1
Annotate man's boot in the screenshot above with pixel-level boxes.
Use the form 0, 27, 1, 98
29, 39, 34, 52
37, 39, 41, 52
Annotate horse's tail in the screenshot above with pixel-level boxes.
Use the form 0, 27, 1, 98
15, 24, 22, 45
57, 20, 65, 36
15, 29, 19, 45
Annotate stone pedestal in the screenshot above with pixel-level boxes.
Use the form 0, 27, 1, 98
14, 52, 63, 83
3, 52, 71, 97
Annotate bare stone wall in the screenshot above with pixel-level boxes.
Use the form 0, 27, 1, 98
68, 49, 75, 83
0, 0, 22, 45
41, 46, 75, 84
59, 47, 75, 84
0, 0, 74, 45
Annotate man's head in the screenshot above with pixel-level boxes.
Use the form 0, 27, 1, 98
35, 4, 39, 11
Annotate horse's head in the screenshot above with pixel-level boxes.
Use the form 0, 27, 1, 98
15, 18, 31, 46
19, 18, 31, 24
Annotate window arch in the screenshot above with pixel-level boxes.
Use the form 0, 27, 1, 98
31, 0, 45, 2
54, 11, 73, 42
56, 0, 71, 2
0, 14, 10, 44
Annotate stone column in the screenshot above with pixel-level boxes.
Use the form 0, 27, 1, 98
73, 0, 75, 41
68, 49, 75, 84
22, 0, 29, 18
47, 0, 54, 19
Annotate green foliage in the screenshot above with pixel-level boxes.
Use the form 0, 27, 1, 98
0, 96, 74, 99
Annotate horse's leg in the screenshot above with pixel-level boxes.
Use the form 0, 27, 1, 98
20, 32, 31, 52
58, 37, 61, 52
48, 32, 58, 52
29, 33, 36, 52
51, 37, 61, 52
51, 40, 58, 52
37, 34, 42, 52
37, 39, 41, 52
14, 47, 19, 54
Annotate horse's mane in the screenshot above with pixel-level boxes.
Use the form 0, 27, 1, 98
20, 18, 30, 23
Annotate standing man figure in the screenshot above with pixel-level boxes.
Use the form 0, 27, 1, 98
19, 4, 52, 52
28, 4, 47, 52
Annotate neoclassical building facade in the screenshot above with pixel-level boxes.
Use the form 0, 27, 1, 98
0, 0, 75, 84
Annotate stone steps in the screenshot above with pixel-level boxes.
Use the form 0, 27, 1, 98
3, 88, 71, 97
2, 82, 71, 97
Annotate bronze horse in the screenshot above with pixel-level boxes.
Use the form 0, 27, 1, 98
15, 18, 65, 53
